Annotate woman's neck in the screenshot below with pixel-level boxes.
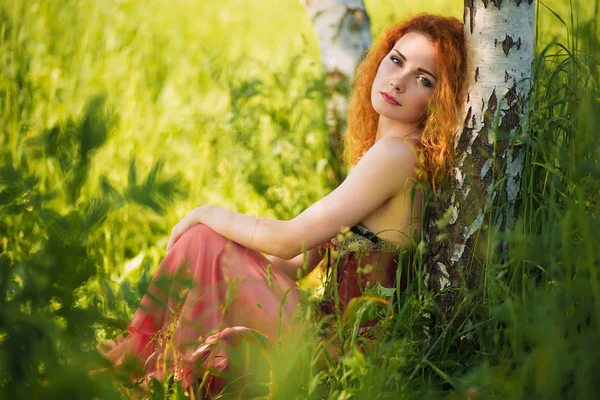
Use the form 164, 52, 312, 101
375, 116, 421, 143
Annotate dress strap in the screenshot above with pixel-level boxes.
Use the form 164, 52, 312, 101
329, 223, 406, 254
351, 223, 381, 245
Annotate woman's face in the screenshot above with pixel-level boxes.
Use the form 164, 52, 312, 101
371, 31, 438, 126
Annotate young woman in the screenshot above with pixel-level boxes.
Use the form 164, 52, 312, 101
98, 13, 467, 398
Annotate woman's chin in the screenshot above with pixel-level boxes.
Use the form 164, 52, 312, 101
371, 102, 391, 117
373, 109, 405, 123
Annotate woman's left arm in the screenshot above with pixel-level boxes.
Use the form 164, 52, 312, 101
165, 205, 289, 258
167, 137, 418, 259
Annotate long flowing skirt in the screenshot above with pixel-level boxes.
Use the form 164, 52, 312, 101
98, 224, 302, 397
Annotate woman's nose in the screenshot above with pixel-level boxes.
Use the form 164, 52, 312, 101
389, 78, 406, 93
389, 70, 408, 93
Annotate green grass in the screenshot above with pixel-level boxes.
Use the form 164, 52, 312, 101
1, 0, 599, 398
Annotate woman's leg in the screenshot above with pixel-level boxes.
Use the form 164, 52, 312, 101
99, 223, 301, 390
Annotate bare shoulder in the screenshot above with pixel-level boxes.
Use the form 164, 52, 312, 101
360, 136, 420, 166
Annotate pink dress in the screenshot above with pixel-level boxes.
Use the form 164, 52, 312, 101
98, 223, 410, 397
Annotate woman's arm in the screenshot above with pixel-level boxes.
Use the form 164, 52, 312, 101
185, 137, 417, 259
169, 204, 324, 275
192, 206, 288, 257
277, 137, 418, 258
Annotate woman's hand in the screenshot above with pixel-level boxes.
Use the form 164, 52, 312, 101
166, 206, 209, 251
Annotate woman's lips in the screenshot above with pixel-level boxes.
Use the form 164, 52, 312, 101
381, 92, 401, 106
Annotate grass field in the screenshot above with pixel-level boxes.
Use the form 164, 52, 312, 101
1, 0, 599, 398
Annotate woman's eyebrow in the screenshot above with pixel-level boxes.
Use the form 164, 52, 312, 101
393, 49, 438, 81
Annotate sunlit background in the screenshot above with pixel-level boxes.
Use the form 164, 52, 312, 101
1, 0, 598, 398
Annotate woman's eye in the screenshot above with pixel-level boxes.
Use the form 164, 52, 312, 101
418, 76, 432, 88
390, 56, 403, 66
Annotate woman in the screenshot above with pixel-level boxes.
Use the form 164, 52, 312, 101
98, 13, 467, 398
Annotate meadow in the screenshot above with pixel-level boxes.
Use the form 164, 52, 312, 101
1, 0, 599, 398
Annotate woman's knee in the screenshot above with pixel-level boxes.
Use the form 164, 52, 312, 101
180, 224, 227, 247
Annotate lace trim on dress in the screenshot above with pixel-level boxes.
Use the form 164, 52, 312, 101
319, 222, 412, 315
327, 222, 406, 254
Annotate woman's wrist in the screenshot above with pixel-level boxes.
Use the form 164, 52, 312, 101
194, 204, 212, 225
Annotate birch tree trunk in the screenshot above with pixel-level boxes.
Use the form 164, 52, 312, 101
424, 0, 535, 323
300, 0, 371, 185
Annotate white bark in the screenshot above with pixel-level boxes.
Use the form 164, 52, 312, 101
300, 0, 371, 184
426, 0, 535, 317
459, 0, 534, 241
300, 0, 371, 82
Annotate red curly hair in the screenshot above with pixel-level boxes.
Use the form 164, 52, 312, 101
344, 14, 467, 193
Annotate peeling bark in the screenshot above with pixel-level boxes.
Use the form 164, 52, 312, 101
424, 0, 534, 323
300, 0, 371, 185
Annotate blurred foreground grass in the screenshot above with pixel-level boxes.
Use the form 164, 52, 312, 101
1, 0, 599, 398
